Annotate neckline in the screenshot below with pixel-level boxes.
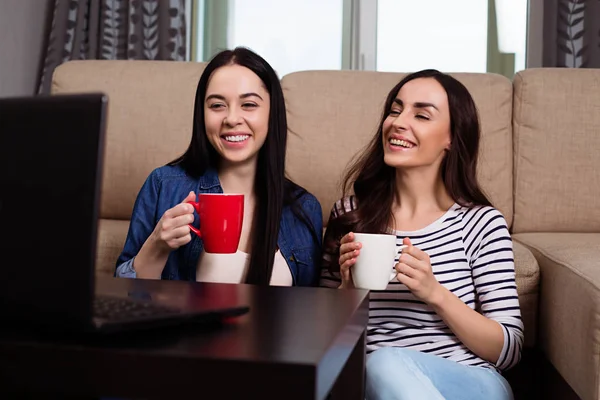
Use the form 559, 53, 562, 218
236, 249, 281, 258
392, 202, 460, 236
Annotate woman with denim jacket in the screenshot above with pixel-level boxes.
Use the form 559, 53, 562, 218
115, 47, 322, 286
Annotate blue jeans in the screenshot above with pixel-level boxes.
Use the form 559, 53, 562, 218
366, 347, 514, 400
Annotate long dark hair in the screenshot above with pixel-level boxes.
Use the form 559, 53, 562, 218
170, 47, 318, 285
326, 69, 492, 261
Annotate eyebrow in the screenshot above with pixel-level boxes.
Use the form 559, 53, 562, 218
393, 98, 438, 111
205, 92, 264, 102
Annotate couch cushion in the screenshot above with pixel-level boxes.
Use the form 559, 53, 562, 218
513, 232, 600, 400
96, 219, 130, 277
513, 241, 539, 348
512, 68, 600, 233
51, 60, 207, 220
281, 71, 514, 227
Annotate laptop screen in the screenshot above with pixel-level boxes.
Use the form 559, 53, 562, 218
0, 93, 107, 326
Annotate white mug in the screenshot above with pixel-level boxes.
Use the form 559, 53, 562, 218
351, 233, 405, 290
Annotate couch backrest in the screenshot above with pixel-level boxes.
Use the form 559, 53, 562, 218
282, 70, 514, 227
512, 68, 600, 233
51, 60, 207, 220
52, 62, 515, 229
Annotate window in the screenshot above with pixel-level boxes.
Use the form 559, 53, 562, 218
228, 0, 344, 78
191, 0, 528, 78
193, 0, 344, 78
376, 0, 489, 73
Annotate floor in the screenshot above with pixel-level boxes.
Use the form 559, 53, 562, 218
505, 348, 581, 400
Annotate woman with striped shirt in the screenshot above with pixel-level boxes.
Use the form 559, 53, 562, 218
321, 69, 523, 399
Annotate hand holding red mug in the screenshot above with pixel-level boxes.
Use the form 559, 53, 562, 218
149, 191, 196, 254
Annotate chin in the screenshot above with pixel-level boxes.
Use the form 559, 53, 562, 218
221, 151, 258, 165
383, 153, 414, 168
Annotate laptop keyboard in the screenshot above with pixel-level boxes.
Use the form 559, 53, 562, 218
94, 296, 182, 321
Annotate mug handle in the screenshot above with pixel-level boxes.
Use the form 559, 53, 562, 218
186, 201, 202, 237
389, 244, 408, 281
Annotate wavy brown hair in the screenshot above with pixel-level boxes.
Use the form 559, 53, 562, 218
324, 69, 492, 271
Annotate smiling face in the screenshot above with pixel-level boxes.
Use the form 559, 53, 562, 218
204, 64, 270, 167
382, 77, 452, 171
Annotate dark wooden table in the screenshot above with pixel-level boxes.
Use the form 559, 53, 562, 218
0, 277, 369, 400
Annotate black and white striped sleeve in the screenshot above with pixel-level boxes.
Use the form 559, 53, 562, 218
468, 207, 524, 371
319, 197, 356, 288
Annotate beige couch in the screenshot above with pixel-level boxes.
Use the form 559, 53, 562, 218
52, 61, 599, 399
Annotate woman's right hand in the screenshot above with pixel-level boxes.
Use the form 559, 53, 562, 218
338, 232, 361, 289
134, 191, 196, 278
149, 191, 197, 253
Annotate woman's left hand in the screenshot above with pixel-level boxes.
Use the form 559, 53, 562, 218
395, 237, 444, 305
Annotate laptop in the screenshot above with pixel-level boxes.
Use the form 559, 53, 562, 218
0, 93, 249, 334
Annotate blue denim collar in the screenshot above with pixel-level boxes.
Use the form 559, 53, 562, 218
198, 166, 221, 190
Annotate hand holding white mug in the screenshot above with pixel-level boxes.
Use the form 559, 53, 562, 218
395, 237, 443, 304
338, 232, 361, 289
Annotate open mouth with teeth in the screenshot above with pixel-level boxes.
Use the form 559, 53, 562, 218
389, 138, 416, 149
222, 134, 250, 143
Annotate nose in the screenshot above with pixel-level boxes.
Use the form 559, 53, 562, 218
224, 108, 243, 126
391, 112, 408, 131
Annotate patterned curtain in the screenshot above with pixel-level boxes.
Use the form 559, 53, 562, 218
544, 0, 600, 67
38, 0, 187, 94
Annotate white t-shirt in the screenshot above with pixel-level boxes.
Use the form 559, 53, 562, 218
197, 249, 293, 286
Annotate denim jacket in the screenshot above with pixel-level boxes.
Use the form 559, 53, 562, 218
115, 165, 323, 286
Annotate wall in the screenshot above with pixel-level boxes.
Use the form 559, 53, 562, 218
0, 0, 49, 97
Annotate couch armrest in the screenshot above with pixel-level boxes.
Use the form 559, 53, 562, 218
514, 232, 600, 400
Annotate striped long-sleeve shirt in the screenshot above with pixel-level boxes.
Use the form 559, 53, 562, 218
320, 196, 524, 372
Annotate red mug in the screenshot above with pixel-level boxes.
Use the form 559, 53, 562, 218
187, 193, 244, 254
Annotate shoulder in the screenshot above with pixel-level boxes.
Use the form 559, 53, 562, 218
295, 192, 323, 230
285, 181, 322, 214
137, 165, 207, 203
457, 205, 513, 261
299, 191, 321, 212
146, 164, 190, 184
458, 205, 511, 249
459, 204, 509, 228
148, 164, 219, 188
328, 195, 358, 219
